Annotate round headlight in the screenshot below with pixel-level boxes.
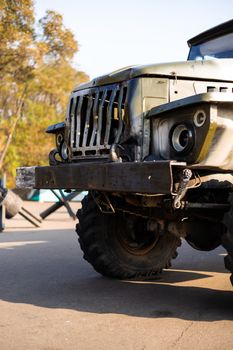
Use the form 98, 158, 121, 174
194, 110, 206, 127
171, 124, 194, 153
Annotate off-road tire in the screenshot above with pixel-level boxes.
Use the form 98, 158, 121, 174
222, 192, 233, 286
76, 194, 181, 279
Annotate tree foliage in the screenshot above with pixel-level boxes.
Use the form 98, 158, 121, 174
0, 0, 35, 81
0, 1, 89, 186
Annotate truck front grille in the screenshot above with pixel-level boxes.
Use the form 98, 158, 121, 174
69, 84, 127, 159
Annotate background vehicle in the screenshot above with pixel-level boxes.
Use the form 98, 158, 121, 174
17, 20, 233, 285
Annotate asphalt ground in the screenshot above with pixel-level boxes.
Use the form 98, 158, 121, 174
0, 201, 232, 350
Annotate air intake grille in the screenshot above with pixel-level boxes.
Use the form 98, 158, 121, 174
69, 84, 127, 159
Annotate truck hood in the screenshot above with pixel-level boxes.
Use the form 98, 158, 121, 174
74, 59, 233, 91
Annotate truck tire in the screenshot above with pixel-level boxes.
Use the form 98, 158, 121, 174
222, 192, 233, 286
76, 194, 181, 279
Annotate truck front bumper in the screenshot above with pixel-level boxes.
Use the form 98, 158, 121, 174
16, 161, 185, 194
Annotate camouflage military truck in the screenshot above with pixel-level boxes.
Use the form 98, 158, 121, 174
17, 20, 233, 285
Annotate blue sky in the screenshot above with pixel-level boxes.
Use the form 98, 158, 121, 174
35, 0, 233, 79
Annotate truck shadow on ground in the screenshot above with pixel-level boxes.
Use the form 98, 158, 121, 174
0, 229, 232, 322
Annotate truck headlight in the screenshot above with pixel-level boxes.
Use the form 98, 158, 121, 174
170, 123, 195, 153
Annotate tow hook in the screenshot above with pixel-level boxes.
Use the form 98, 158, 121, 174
173, 168, 192, 209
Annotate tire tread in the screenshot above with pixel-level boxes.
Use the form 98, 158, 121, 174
76, 194, 181, 279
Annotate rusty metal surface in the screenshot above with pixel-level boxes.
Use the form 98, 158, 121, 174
16, 166, 36, 189
33, 161, 176, 193
17, 162, 233, 192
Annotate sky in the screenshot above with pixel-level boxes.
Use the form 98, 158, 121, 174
35, 0, 233, 79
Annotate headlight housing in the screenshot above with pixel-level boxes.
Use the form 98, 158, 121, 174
150, 102, 210, 163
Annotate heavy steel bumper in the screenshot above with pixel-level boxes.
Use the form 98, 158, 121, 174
16, 161, 185, 194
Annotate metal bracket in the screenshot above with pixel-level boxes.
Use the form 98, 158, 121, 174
173, 168, 192, 209
92, 192, 115, 214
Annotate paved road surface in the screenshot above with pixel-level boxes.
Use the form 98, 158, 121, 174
0, 202, 232, 350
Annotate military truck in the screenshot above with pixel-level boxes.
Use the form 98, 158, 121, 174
17, 20, 233, 285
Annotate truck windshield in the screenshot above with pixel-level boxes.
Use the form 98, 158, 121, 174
188, 32, 233, 60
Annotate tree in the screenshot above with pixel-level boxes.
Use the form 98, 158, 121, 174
0, 0, 35, 172
0, 0, 35, 80
38, 10, 78, 63
0, 2, 89, 186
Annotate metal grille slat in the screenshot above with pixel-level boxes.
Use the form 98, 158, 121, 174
89, 91, 99, 147
82, 96, 93, 147
114, 85, 124, 144
75, 95, 83, 149
104, 88, 117, 145
97, 90, 107, 146
70, 97, 77, 147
